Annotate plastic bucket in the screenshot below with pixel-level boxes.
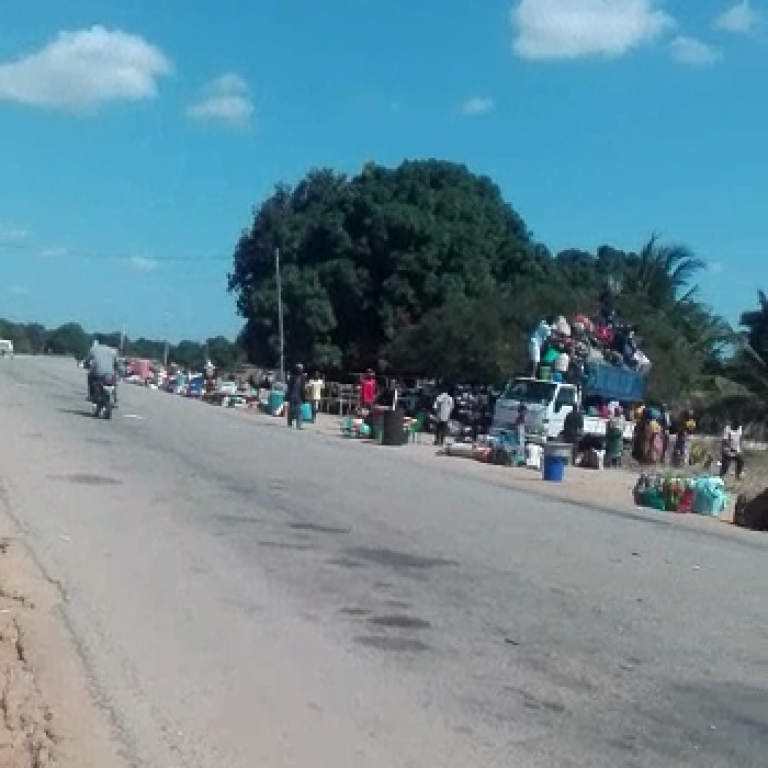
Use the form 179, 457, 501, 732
301, 402, 313, 422
542, 455, 566, 482
267, 390, 284, 415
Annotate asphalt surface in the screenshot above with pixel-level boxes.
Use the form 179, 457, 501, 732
0, 356, 766, 767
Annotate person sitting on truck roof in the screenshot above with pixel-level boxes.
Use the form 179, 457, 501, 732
528, 317, 554, 377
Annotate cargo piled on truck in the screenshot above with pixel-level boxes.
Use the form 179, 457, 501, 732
492, 296, 650, 445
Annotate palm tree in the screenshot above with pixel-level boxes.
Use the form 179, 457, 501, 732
739, 290, 768, 362
624, 234, 707, 311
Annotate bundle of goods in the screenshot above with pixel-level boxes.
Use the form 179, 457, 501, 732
339, 416, 371, 439
489, 430, 526, 467
532, 294, 652, 384
634, 474, 728, 516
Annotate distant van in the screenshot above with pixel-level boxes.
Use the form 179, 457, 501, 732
0, 339, 13, 358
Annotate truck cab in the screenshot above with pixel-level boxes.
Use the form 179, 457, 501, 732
490, 378, 578, 443
0, 339, 14, 358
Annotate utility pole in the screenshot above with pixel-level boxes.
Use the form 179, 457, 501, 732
276, 247, 285, 384
163, 311, 170, 367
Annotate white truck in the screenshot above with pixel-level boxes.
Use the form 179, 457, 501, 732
0, 339, 13, 358
491, 367, 645, 444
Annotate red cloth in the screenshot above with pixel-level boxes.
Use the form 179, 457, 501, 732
596, 326, 614, 344
361, 377, 376, 405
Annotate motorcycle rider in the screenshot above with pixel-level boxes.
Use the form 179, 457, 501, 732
84, 337, 119, 405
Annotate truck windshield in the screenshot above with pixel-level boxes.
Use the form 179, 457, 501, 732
501, 379, 557, 405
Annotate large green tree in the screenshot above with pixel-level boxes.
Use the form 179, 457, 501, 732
228, 159, 548, 370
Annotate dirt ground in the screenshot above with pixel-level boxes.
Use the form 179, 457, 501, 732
311, 414, 762, 528
0, 536, 56, 768
0, 483, 123, 768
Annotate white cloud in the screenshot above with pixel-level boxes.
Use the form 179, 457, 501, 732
0, 26, 171, 112
0, 224, 29, 243
460, 96, 494, 116
187, 73, 253, 126
713, 1, 762, 34
669, 35, 723, 66
511, 0, 675, 60
8, 285, 27, 296
39, 246, 68, 258
124, 256, 159, 272
707, 261, 726, 274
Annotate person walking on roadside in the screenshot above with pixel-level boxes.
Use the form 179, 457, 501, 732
286, 364, 307, 429
720, 417, 745, 481
433, 387, 454, 446
308, 371, 324, 423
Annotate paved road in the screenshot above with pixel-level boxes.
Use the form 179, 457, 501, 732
0, 357, 766, 767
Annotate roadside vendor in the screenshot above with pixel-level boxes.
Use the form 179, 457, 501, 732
672, 410, 696, 467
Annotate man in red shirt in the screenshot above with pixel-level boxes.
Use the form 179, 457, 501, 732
360, 370, 377, 410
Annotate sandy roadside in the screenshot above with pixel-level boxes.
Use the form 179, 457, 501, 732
305, 413, 743, 529
0, 480, 124, 768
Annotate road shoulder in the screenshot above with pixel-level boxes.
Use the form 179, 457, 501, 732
0, 480, 124, 768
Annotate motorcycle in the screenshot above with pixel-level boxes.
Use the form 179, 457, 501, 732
92, 376, 117, 420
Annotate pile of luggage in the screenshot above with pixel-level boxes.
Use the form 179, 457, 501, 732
532, 293, 651, 385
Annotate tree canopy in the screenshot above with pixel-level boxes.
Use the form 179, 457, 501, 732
228, 158, 748, 405
229, 160, 550, 371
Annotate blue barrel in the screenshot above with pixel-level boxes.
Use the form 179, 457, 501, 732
267, 390, 284, 415
301, 402, 313, 422
542, 443, 571, 483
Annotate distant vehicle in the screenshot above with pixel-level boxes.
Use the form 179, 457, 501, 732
0, 339, 14, 358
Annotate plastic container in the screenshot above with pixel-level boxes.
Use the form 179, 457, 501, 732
267, 390, 285, 415
301, 402, 313, 422
542, 443, 571, 482
381, 408, 406, 446
542, 455, 566, 482
526, 443, 543, 471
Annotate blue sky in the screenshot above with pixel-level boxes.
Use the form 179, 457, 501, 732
0, 0, 765, 341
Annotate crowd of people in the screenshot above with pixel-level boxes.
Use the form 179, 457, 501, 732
630, 405, 745, 480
